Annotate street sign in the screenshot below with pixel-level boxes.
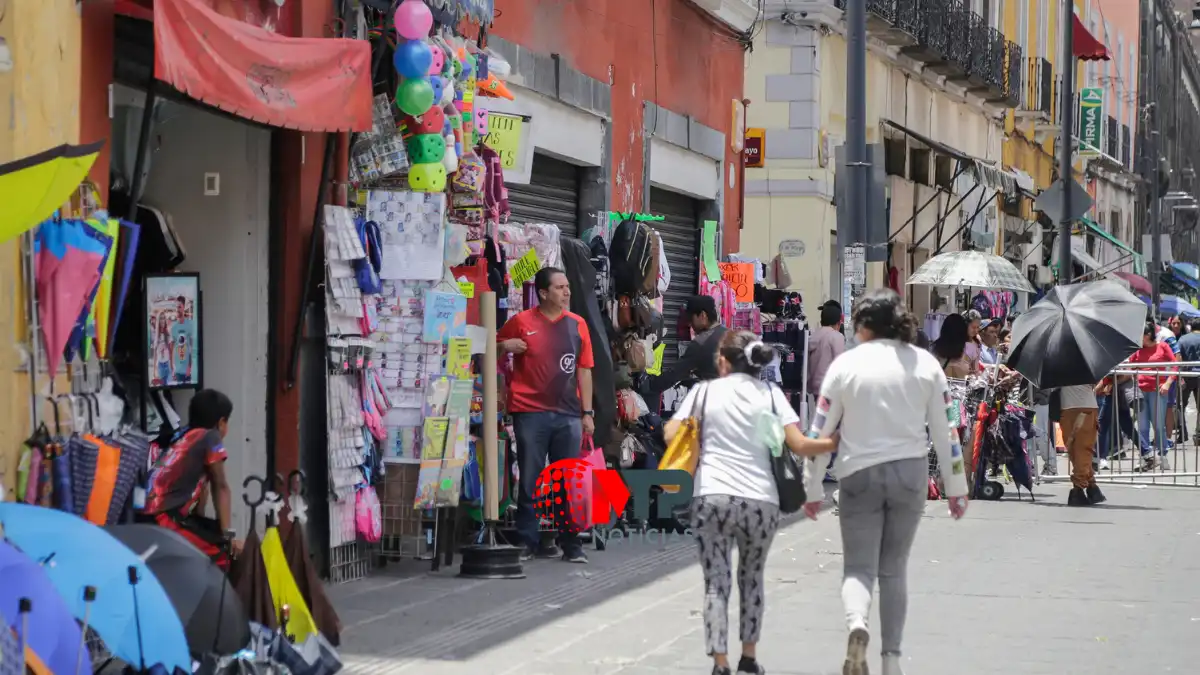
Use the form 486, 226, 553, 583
1035, 178, 1094, 223
1079, 87, 1104, 156
744, 128, 765, 167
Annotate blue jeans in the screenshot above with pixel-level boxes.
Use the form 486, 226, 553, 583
1137, 390, 1172, 456
1097, 393, 1142, 459
513, 411, 583, 554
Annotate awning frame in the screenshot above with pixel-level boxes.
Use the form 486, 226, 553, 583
1077, 216, 1144, 275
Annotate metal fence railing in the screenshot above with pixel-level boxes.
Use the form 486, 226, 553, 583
1044, 361, 1200, 488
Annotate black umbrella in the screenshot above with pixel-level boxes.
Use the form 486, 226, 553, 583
1007, 281, 1145, 388
105, 524, 251, 657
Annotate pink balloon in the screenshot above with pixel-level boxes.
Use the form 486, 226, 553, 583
394, 0, 433, 40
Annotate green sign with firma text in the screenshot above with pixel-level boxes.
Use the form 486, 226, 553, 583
1079, 87, 1104, 156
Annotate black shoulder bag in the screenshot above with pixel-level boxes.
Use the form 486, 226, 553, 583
768, 384, 807, 513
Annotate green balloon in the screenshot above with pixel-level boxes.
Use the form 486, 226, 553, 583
396, 78, 435, 116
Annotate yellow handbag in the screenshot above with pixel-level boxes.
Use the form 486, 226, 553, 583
658, 384, 709, 491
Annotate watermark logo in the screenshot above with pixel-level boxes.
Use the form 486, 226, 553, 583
533, 460, 694, 539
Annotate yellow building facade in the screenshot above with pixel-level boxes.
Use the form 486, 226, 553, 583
0, 0, 82, 495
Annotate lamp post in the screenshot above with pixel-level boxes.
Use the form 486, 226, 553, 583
1058, 0, 1076, 286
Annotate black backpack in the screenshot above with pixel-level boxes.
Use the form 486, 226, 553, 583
609, 219, 653, 295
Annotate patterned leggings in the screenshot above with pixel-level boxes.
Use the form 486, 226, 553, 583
692, 495, 781, 655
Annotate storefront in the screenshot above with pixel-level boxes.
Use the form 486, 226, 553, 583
649, 187, 701, 371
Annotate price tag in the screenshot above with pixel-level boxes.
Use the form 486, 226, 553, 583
510, 249, 541, 287
458, 281, 475, 298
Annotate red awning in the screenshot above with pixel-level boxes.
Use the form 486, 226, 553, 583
1073, 14, 1111, 61
153, 0, 373, 132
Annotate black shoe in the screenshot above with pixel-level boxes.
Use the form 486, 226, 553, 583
1068, 488, 1091, 506
562, 549, 589, 564
1086, 485, 1107, 504
737, 656, 765, 674
712, 666, 732, 675
535, 544, 561, 559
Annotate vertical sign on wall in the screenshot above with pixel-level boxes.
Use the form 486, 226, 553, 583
1079, 87, 1103, 158
744, 128, 765, 168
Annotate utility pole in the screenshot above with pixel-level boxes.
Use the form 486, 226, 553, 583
1057, 0, 1075, 285
1147, 0, 1163, 313
845, 0, 867, 314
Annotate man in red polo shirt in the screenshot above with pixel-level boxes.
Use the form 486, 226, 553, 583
498, 266, 595, 563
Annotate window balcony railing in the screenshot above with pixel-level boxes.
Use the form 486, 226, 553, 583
1121, 123, 1133, 171
1019, 57, 1052, 118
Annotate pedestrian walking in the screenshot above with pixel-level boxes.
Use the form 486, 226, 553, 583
1130, 320, 1178, 470
1058, 383, 1104, 506
497, 267, 596, 563
664, 330, 837, 675
803, 289, 968, 675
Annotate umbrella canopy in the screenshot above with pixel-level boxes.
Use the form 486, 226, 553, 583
0, 142, 104, 242
1007, 281, 1145, 388
231, 528, 277, 632
105, 525, 251, 656
1159, 294, 1200, 318
0, 503, 191, 673
0, 541, 92, 675
1112, 271, 1152, 296
906, 250, 1036, 293
34, 219, 112, 375
1172, 262, 1200, 281
284, 523, 341, 646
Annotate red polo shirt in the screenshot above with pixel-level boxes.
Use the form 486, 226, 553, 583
498, 308, 594, 414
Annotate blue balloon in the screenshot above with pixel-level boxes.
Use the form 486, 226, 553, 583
429, 75, 445, 104
394, 39, 433, 79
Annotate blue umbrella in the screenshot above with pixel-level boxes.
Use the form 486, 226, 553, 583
0, 541, 91, 675
1173, 262, 1200, 281
1159, 294, 1200, 318
0, 504, 190, 672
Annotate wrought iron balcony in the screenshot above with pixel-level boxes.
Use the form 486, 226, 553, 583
1018, 57, 1052, 118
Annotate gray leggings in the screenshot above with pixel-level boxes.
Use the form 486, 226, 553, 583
838, 458, 927, 655
692, 495, 781, 655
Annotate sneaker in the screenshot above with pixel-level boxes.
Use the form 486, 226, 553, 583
535, 544, 561, 559
1086, 485, 1107, 504
711, 666, 732, 675
736, 656, 765, 674
881, 655, 905, 675
562, 549, 589, 564
1067, 488, 1091, 507
843, 627, 870, 675
1160, 456, 1172, 471
519, 547, 536, 562
1098, 458, 1110, 471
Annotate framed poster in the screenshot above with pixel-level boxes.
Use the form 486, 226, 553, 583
144, 273, 202, 390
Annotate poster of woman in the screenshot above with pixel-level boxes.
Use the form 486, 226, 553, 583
145, 273, 202, 390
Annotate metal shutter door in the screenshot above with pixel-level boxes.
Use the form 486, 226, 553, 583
649, 188, 700, 373
506, 154, 580, 238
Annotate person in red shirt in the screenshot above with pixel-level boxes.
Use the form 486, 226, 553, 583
1129, 321, 1178, 470
497, 266, 595, 563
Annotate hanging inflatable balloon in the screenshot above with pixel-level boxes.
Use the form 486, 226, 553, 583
394, 39, 433, 79
394, 0, 433, 40
395, 78, 435, 116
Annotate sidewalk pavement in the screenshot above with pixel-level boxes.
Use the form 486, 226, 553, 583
330, 483, 1200, 675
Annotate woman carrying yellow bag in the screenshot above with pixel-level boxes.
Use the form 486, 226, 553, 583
664, 330, 837, 675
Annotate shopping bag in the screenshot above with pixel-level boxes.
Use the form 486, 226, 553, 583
658, 384, 708, 489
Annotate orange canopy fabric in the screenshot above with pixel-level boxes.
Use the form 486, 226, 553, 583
153, 0, 373, 132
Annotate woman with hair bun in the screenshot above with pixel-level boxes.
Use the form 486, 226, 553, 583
665, 330, 838, 675
803, 289, 969, 675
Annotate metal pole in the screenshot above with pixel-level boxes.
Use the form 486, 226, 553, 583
846, 0, 868, 290
1057, 0, 1075, 286
1148, 0, 1163, 314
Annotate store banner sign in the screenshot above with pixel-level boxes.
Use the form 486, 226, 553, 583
744, 128, 765, 168
1079, 87, 1103, 156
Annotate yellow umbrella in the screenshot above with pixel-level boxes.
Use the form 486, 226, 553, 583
0, 141, 105, 241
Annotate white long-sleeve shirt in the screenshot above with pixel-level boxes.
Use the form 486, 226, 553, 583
804, 338, 969, 500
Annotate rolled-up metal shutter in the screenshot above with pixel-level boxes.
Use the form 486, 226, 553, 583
649, 188, 700, 372
506, 154, 580, 238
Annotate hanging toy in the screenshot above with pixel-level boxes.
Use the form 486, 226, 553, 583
428, 44, 446, 76
394, 39, 434, 79
442, 135, 459, 173
429, 75, 447, 106
405, 106, 445, 136
393, 0, 433, 40
407, 134, 446, 164
395, 78, 435, 116
474, 100, 489, 137
475, 51, 489, 81
408, 163, 447, 192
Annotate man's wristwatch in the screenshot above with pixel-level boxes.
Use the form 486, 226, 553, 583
582, 410, 595, 417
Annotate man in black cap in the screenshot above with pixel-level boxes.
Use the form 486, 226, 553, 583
647, 295, 728, 392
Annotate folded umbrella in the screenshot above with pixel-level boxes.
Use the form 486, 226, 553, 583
0, 141, 105, 242
231, 528, 277, 631
105, 525, 251, 657
284, 522, 341, 646
34, 219, 111, 375
0, 503, 191, 673
0, 541, 92, 675
1007, 281, 1145, 389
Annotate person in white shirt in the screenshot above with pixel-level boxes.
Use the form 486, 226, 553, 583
803, 289, 968, 675
665, 330, 837, 675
